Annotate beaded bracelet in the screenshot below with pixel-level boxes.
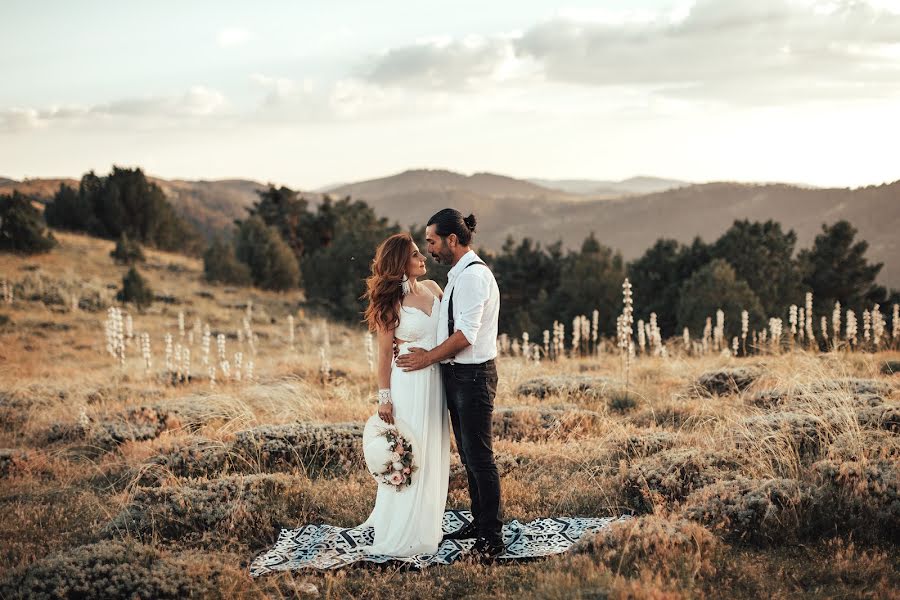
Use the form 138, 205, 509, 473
377, 389, 392, 405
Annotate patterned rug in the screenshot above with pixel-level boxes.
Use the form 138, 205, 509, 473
249, 509, 633, 576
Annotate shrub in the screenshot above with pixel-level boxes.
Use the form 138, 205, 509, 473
676, 259, 766, 341
608, 390, 639, 413
0, 539, 228, 599
103, 473, 323, 547
491, 406, 604, 441
604, 430, 679, 462
203, 237, 252, 286
812, 458, 899, 542
694, 366, 761, 396
135, 437, 234, 485
573, 515, 721, 579
855, 404, 900, 433
109, 232, 145, 264
117, 266, 153, 309
0, 190, 57, 254
42, 405, 196, 454
736, 412, 835, 462
516, 375, 618, 400
235, 216, 300, 291
621, 448, 742, 513
136, 422, 367, 485
0, 448, 27, 478
682, 477, 814, 545
231, 421, 364, 476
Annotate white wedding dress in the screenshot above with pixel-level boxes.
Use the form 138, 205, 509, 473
359, 294, 450, 556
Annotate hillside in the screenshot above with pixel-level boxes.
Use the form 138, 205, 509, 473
324, 168, 579, 201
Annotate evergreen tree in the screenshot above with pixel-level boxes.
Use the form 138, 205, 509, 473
710, 219, 801, 318
235, 216, 300, 291
299, 197, 400, 320
110, 232, 145, 264
627, 236, 711, 336
676, 258, 766, 340
492, 235, 563, 338
203, 237, 252, 286
0, 191, 58, 254
118, 267, 154, 309
43, 167, 202, 254
797, 220, 886, 311
552, 232, 626, 338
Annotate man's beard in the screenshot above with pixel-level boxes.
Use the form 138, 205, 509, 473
432, 250, 452, 265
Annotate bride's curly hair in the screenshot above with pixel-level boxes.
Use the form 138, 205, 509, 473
362, 232, 414, 333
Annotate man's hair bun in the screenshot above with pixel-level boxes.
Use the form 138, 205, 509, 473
463, 214, 477, 231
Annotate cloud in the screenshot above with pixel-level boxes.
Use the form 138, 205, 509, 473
514, 0, 900, 104
217, 27, 252, 47
356, 0, 900, 105
361, 33, 541, 91
0, 86, 228, 132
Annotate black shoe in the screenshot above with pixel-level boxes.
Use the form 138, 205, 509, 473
472, 537, 505, 565
442, 521, 478, 541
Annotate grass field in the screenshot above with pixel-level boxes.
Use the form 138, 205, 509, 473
1, 232, 898, 599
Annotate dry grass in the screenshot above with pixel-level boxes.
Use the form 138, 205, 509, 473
1, 231, 899, 598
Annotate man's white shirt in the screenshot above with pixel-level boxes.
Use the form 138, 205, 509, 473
436, 249, 500, 364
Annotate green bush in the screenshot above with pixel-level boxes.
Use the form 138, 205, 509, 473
117, 266, 153, 309
109, 232, 145, 264
0, 191, 57, 254
676, 258, 766, 341
203, 237, 252, 285
235, 216, 300, 291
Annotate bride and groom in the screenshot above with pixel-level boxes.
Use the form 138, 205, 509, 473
359, 207, 504, 565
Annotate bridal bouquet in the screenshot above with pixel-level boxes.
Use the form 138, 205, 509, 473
371, 426, 417, 490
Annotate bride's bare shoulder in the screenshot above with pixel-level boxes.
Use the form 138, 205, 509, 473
421, 278, 443, 299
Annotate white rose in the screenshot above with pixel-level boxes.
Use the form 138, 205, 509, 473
390, 452, 402, 462
392, 461, 403, 471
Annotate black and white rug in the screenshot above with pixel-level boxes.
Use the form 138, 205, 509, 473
249, 509, 633, 576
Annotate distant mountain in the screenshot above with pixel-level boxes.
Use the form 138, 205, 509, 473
0, 177, 79, 198
327, 169, 577, 201
528, 176, 689, 196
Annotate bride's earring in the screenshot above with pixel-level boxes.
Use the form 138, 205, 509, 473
400, 275, 411, 296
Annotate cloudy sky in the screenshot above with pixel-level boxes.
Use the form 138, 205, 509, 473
2, 0, 899, 190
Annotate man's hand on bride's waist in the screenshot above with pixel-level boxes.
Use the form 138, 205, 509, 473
395, 347, 433, 372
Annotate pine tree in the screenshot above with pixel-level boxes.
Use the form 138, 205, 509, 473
0, 191, 58, 254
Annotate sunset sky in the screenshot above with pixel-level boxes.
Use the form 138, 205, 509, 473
2, 0, 899, 190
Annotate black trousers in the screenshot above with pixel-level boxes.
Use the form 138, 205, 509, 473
441, 359, 502, 544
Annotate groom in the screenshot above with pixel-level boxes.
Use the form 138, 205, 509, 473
395, 208, 504, 564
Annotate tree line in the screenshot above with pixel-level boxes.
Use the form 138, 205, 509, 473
2, 168, 895, 338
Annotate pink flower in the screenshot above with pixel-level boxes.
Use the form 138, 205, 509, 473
403, 467, 411, 474
389, 472, 404, 485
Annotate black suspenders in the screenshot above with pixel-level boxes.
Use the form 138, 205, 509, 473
447, 260, 488, 360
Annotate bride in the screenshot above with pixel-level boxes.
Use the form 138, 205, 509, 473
358, 231, 450, 556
